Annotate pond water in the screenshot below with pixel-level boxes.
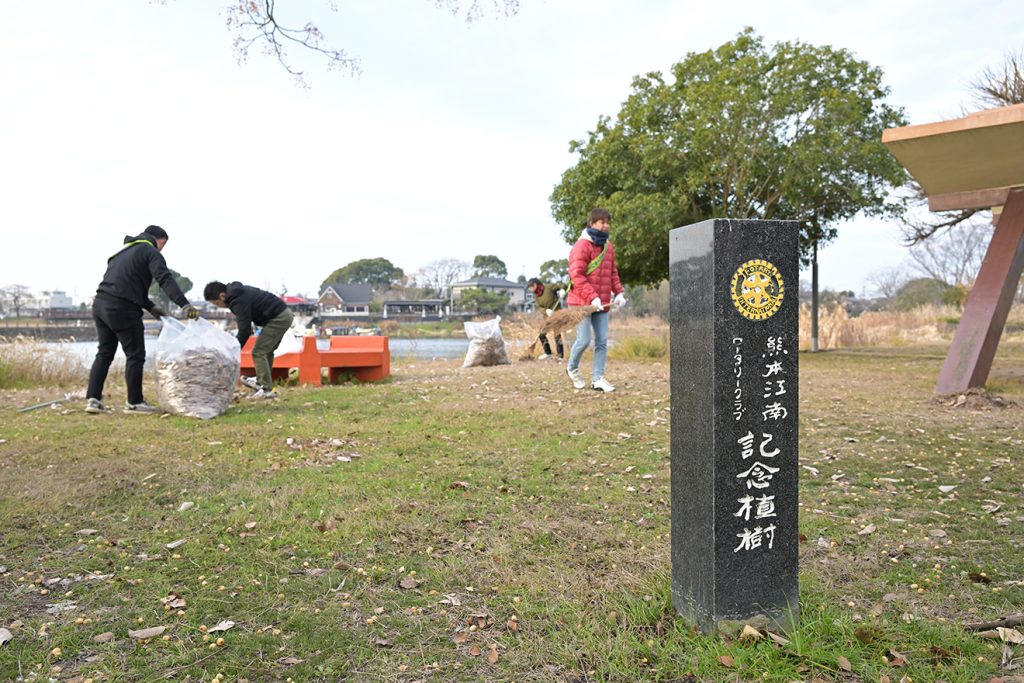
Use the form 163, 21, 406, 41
51, 337, 471, 368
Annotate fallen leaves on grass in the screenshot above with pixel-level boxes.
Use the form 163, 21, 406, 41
717, 655, 734, 668
836, 655, 852, 672
128, 625, 166, 640
207, 620, 235, 633
160, 593, 186, 610
887, 649, 908, 666
738, 625, 762, 642
399, 576, 420, 589
999, 627, 1024, 644
450, 480, 470, 490
487, 644, 500, 663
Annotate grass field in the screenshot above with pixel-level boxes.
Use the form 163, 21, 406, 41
1, 339, 1023, 682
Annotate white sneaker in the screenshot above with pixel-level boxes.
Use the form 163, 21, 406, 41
85, 398, 106, 414
566, 366, 586, 390
240, 375, 259, 389
592, 377, 616, 393
124, 401, 160, 414
250, 388, 278, 400
538, 353, 551, 360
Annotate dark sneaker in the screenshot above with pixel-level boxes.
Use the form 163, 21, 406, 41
123, 401, 160, 414
240, 375, 259, 389
85, 398, 106, 414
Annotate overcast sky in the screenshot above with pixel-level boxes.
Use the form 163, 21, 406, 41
2, 1, 1021, 302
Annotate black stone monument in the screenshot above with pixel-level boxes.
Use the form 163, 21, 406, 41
669, 219, 799, 633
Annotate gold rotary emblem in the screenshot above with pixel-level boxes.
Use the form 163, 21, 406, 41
731, 259, 784, 321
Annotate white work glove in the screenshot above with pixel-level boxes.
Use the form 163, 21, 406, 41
613, 293, 627, 309
545, 308, 553, 317
591, 297, 603, 311
557, 288, 566, 299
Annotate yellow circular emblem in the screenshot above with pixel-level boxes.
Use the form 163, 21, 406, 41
730, 259, 784, 321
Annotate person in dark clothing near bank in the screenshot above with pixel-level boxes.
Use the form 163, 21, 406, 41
204, 281, 294, 399
86, 225, 199, 415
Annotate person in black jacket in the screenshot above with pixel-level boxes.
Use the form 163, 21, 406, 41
204, 281, 294, 399
85, 225, 199, 415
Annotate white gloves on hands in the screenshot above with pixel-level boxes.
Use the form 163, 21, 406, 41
545, 308, 553, 317
613, 293, 627, 309
591, 297, 603, 311
557, 288, 566, 299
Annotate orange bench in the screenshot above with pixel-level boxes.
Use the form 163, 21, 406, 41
240, 335, 390, 386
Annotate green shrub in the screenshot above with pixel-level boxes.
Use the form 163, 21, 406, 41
608, 335, 669, 361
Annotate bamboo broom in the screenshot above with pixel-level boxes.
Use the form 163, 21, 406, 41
518, 307, 593, 360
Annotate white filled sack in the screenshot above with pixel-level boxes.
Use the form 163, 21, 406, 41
462, 316, 510, 368
155, 317, 240, 419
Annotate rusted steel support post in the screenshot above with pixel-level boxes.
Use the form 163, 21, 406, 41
936, 188, 1024, 393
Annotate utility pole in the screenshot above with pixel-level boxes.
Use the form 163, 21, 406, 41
811, 237, 819, 353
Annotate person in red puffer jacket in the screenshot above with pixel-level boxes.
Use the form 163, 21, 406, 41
565, 208, 627, 392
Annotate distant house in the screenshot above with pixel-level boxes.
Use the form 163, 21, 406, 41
450, 277, 527, 310
382, 299, 445, 321
281, 295, 316, 315
317, 283, 374, 319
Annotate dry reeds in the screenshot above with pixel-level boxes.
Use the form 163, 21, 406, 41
0, 335, 88, 388
798, 304, 959, 350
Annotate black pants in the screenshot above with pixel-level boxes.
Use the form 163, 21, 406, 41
87, 294, 147, 404
539, 333, 564, 358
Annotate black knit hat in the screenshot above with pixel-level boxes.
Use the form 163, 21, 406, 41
144, 225, 169, 240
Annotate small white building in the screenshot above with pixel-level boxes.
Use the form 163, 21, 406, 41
42, 290, 74, 309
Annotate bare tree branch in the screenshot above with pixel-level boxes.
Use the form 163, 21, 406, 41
899, 179, 984, 244
218, 1, 521, 87
434, 0, 521, 21
225, 0, 360, 88
907, 219, 992, 286
899, 48, 1021, 243
970, 47, 1024, 108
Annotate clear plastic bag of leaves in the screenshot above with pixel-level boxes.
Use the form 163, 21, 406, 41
462, 316, 510, 368
156, 317, 240, 419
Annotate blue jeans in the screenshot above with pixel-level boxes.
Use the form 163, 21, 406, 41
567, 309, 609, 381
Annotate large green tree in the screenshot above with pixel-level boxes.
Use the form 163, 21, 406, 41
550, 29, 908, 286
459, 288, 508, 314
538, 258, 569, 282
321, 258, 404, 291
148, 270, 193, 310
472, 255, 508, 279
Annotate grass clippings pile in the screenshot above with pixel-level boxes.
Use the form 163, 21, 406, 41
1, 341, 1023, 681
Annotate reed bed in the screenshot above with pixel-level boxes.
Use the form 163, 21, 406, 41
0, 335, 89, 388
797, 302, 1024, 350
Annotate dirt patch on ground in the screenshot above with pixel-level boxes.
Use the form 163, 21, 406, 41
933, 387, 1017, 410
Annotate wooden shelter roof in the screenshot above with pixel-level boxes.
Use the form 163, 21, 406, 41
882, 103, 1024, 211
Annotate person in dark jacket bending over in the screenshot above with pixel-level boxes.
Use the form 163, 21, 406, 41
204, 281, 294, 399
86, 225, 199, 415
